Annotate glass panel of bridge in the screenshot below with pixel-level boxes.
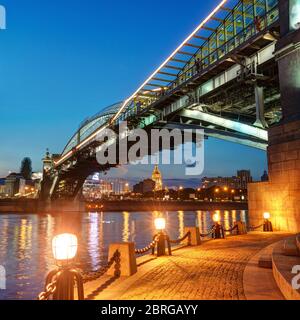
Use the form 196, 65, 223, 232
266, 0, 277, 11
217, 24, 226, 59
234, 3, 244, 47
266, 0, 279, 26
244, 0, 255, 41
209, 33, 218, 64
225, 12, 235, 53
202, 44, 209, 68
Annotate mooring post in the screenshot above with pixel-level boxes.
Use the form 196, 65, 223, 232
184, 227, 201, 246
107, 242, 137, 277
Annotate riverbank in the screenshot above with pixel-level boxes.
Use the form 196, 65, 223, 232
0, 199, 39, 213
0, 199, 248, 213
99, 200, 248, 212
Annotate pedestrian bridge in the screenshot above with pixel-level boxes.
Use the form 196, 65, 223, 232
43, 0, 282, 200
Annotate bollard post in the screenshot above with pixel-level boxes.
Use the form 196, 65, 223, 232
49, 268, 84, 300
213, 223, 225, 239
263, 220, 273, 232
156, 232, 166, 256
262, 212, 273, 232
184, 227, 201, 246
236, 221, 247, 235
107, 242, 137, 277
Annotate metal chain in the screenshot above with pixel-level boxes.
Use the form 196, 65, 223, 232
200, 226, 216, 237
38, 279, 57, 300
249, 223, 264, 231
135, 236, 159, 255
169, 231, 191, 244
81, 250, 121, 283
224, 224, 238, 233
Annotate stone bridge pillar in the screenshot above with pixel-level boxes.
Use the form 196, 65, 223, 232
248, 0, 300, 232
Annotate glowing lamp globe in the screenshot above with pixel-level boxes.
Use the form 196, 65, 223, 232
154, 218, 166, 231
52, 233, 78, 261
263, 212, 271, 220
212, 213, 220, 223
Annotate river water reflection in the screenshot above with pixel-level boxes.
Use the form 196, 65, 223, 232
0, 210, 248, 300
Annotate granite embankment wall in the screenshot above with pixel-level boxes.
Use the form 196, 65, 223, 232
0, 199, 248, 213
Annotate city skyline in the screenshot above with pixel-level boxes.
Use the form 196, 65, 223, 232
0, 0, 267, 180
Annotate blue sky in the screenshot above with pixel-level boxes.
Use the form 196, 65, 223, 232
0, 0, 267, 184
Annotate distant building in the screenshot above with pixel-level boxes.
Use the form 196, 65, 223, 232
109, 178, 130, 195
99, 180, 113, 195
237, 170, 252, 189
83, 176, 112, 199
0, 178, 6, 197
201, 170, 253, 190
201, 176, 240, 189
261, 170, 269, 182
152, 165, 163, 191
133, 179, 155, 194
82, 174, 129, 199
4, 173, 26, 197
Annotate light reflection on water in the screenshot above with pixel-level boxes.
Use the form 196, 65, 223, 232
0, 210, 248, 300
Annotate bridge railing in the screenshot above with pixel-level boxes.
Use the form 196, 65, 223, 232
116, 3, 279, 126
168, 5, 279, 90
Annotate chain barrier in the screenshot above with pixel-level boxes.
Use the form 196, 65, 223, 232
81, 250, 121, 283
223, 224, 238, 233
199, 226, 216, 238
135, 236, 160, 255
249, 224, 264, 231
38, 279, 57, 300
168, 231, 191, 244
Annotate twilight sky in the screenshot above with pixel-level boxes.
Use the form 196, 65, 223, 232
0, 0, 267, 185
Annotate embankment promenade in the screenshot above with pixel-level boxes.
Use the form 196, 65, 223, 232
84, 232, 294, 300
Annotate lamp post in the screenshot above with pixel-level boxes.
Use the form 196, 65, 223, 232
212, 212, 224, 239
44, 233, 84, 300
263, 212, 273, 232
154, 218, 171, 256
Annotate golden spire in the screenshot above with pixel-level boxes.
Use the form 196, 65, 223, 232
152, 165, 163, 191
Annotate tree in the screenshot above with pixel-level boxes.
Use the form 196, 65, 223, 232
20, 157, 32, 180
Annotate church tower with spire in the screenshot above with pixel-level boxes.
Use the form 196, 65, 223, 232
151, 165, 163, 191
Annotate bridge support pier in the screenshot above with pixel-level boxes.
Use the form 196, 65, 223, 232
248, 120, 300, 232
248, 0, 300, 233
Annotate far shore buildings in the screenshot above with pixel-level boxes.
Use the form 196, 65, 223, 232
261, 170, 269, 182
133, 179, 155, 194
0, 173, 26, 198
0, 171, 44, 198
133, 165, 163, 195
237, 170, 253, 189
201, 170, 253, 190
82, 173, 130, 199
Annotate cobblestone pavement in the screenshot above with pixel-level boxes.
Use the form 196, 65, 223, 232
117, 232, 290, 300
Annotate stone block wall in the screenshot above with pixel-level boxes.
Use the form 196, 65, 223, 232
248, 120, 300, 232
